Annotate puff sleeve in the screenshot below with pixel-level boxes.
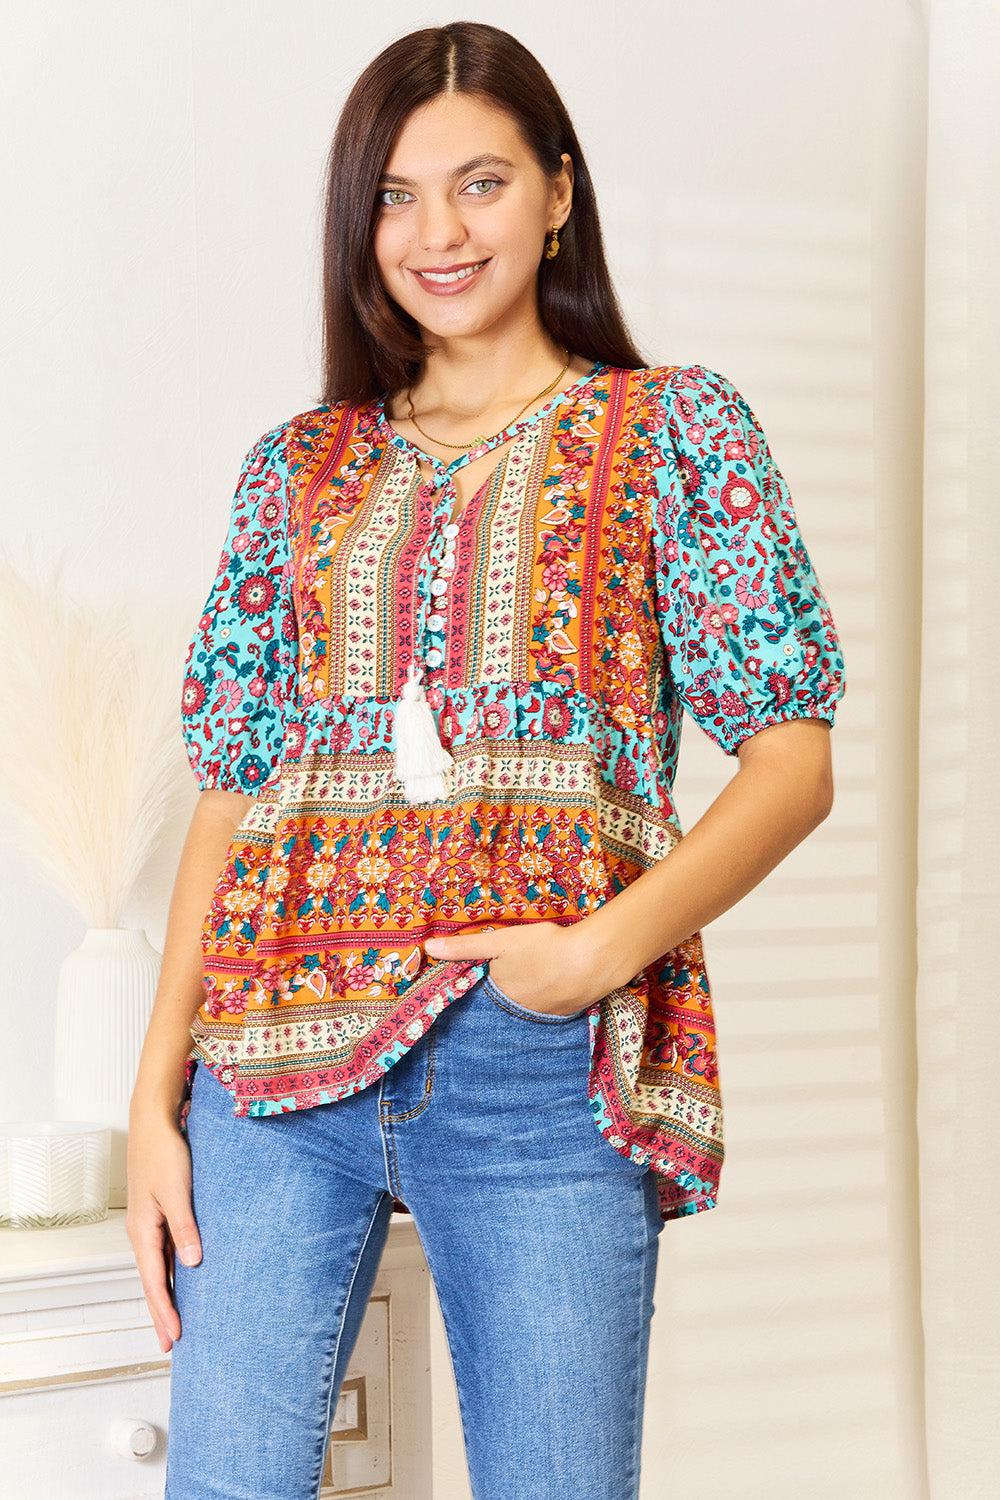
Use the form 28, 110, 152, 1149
648, 366, 845, 753
180, 423, 297, 793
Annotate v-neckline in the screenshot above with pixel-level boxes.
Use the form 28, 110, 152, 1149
373, 359, 609, 479
414, 439, 513, 531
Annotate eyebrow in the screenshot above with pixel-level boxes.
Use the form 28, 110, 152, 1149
378, 154, 517, 187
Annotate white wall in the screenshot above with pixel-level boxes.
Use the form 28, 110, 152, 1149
0, 3, 922, 1496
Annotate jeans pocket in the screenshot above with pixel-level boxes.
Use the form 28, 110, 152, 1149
483, 969, 590, 1025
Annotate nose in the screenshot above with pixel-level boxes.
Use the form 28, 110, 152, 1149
417, 194, 466, 253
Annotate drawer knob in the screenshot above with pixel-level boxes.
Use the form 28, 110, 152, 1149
107, 1418, 158, 1460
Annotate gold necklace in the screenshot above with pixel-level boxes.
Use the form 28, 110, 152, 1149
404, 348, 570, 451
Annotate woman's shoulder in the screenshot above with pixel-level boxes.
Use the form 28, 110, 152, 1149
618, 364, 764, 451
629, 362, 742, 404
245, 399, 355, 457
235, 398, 388, 482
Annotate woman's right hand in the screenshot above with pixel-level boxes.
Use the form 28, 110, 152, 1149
126, 1107, 203, 1354
124, 788, 253, 1353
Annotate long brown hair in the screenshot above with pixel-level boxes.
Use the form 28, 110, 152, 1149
320, 22, 644, 405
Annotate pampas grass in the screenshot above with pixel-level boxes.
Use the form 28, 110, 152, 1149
0, 553, 192, 928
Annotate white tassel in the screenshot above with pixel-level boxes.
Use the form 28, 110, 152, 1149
394, 661, 454, 803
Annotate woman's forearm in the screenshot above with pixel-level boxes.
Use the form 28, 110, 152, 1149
577, 717, 835, 989
130, 788, 253, 1121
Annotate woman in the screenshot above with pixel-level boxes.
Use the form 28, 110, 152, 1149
128, 21, 844, 1500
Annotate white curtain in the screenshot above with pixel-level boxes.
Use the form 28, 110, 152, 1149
917, 2, 1000, 1495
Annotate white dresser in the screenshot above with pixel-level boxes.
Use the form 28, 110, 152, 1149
0, 1211, 431, 1499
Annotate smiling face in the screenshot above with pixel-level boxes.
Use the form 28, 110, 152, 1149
372, 92, 573, 353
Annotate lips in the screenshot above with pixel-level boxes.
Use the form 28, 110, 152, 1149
410, 259, 490, 294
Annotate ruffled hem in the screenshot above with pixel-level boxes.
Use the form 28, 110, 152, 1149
183, 957, 723, 1225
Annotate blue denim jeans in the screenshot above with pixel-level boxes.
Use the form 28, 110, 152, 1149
165, 974, 663, 1500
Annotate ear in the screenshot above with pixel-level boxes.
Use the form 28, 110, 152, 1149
550, 152, 575, 228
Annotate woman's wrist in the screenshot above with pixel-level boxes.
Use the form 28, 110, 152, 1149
568, 911, 646, 997
130, 1063, 190, 1122
130, 1011, 197, 1124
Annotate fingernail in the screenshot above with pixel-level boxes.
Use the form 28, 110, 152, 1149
178, 1247, 200, 1266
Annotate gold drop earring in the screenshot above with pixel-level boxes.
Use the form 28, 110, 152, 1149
544, 224, 561, 260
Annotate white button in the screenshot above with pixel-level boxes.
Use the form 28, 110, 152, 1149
425, 648, 443, 667
431, 578, 449, 596
428, 612, 446, 629
443, 523, 459, 538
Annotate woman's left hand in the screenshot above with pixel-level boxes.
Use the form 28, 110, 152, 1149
424, 723, 835, 1020
423, 921, 619, 1017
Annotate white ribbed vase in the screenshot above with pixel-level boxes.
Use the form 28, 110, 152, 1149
53, 928, 161, 1208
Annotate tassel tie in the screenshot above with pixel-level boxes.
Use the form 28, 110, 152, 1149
394, 660, 454, 804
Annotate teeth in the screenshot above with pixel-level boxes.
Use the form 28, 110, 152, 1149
418, 261, 487, 284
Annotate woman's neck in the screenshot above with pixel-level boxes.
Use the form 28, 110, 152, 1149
396, 326, 589, 434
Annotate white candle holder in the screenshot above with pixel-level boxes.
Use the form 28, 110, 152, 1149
0, 1121, 110, 1228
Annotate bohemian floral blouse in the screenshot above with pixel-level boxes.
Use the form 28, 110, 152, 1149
179, 361, 845, 1222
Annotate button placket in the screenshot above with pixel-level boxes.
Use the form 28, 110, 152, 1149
415, 471, 460, 684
